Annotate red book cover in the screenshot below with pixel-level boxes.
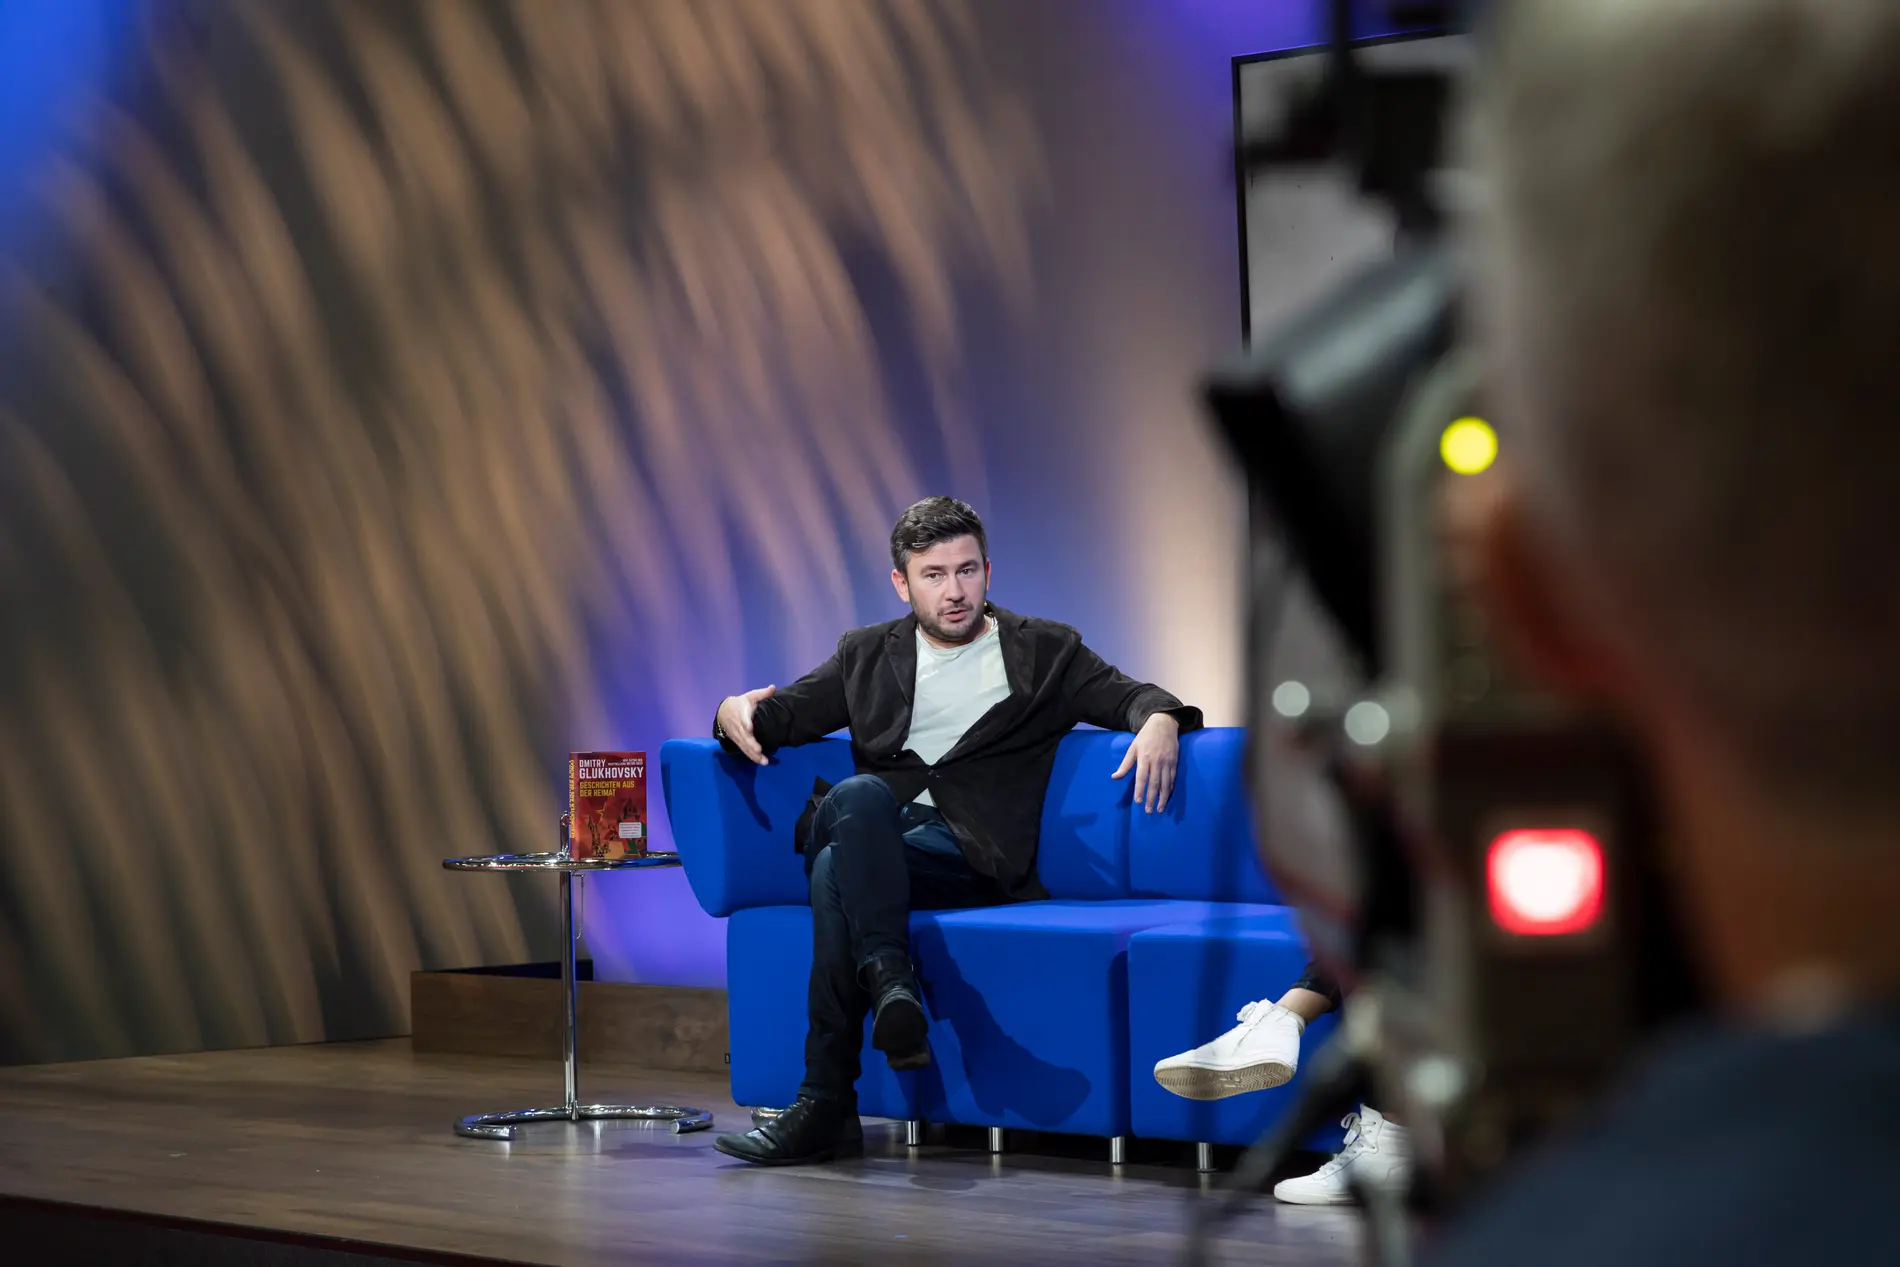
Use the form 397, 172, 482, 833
568, 751, 647, 860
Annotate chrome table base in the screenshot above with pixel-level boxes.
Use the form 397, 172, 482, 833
456, 1102, 713, 1140
443, 852, 712, 1142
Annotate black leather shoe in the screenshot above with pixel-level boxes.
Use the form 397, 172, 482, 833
713, 1095, 863, 1166
862, 951, 931, 1071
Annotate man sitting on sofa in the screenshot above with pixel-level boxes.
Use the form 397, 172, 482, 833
710, 496, 1202, 1165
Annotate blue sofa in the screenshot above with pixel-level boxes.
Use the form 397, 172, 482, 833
660, 726, 1342, 1154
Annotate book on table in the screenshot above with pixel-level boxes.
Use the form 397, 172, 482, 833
568, 751, 647, 860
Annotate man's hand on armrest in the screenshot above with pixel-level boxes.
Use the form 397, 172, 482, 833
714, 685, 777, 766
1111, 711, 1180, 813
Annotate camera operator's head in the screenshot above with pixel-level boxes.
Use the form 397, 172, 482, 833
1465, 0, 1900, 1015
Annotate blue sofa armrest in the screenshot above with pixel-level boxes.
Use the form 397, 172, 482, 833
659, 736, 857, 917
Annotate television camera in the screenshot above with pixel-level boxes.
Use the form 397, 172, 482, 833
1191, 1, 1703, 1260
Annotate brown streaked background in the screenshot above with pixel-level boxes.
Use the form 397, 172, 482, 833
0, 0, 1347, 1065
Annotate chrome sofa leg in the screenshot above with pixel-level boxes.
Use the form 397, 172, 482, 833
906, 1119, 924, 1148
1196, 1141, 1215, 1173
988, 1126, 1006, 1154
1110, 1135, 1128, 1166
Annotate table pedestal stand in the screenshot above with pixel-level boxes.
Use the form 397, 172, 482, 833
442, 853, 713, 1141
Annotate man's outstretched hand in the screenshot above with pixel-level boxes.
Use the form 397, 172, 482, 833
716, 685, 777, 766
1113, 712, 1180, 813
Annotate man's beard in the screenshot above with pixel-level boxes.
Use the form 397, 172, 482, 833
916, 600, 985, 646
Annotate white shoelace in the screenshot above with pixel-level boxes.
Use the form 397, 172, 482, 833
1233, 999, 1278, 1029
1308, 1111, 1375, 1179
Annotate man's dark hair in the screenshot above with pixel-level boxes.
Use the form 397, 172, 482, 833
890, 497, 988, 573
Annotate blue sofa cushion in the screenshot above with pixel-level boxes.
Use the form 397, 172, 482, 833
908, 899, 1261, 1137
661, 737, 855, 917
726, 899, 1264, 1135
1127, 913, 1345, 1150
1035, 730, 1136, 899
1128, 728, 1282, 905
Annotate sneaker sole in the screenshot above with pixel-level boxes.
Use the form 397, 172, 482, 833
712, 1135, 866, 1166
1272, 1184, 1355, 1206
1154, 1060, 1295, 1101
872, 995, 929, 1058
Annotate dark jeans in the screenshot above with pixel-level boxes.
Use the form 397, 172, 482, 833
800, 774, 1003, 1104
1292, 960, 1343, 1009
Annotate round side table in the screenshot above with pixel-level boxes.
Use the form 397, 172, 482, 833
441, 850, 713, 1140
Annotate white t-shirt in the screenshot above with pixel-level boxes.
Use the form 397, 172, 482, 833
904, 617, 1010, 806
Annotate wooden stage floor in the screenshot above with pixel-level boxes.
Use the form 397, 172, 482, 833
0, 1039, 1362, 1266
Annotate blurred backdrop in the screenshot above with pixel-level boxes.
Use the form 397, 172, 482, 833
0, 0, 1372, 1064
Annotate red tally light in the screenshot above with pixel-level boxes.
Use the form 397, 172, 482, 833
1487, 828, 1605, 936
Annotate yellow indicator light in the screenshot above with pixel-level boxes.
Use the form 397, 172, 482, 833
1441, 417, 1498, 475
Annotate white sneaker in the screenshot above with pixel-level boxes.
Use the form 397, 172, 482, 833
1154, 1001, 1305, 1100
1272, 1106, 1412, 1206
